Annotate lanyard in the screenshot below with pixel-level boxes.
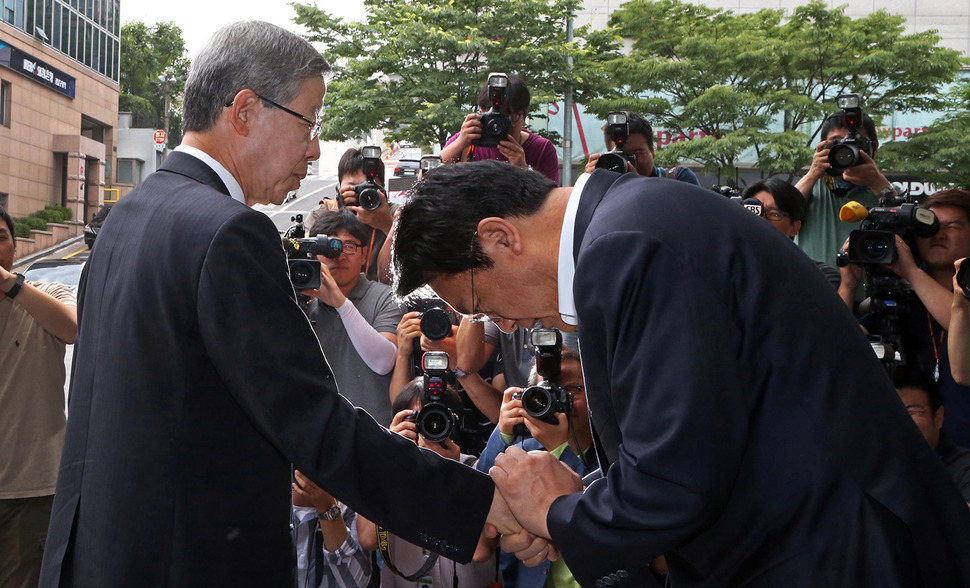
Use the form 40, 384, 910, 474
927, 310, 946, 382
376, 525, 439, 581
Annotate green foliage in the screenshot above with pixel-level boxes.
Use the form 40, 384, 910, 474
41, 205, 72, 223
34, 209, 63, 224
292, 0, 611, 148
880, 75, 970, 189
120, 21, 190, 147
13, 223, 30, 239
586, 0, 963, 180
119, 93, 163, 129
18, 216, 47, 231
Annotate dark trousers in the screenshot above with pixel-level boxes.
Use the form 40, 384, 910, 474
0, 495, 54, 588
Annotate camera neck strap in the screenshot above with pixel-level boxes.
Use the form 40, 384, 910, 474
376, 525, 439, 581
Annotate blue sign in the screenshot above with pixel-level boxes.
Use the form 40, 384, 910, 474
0, 39, 76, 99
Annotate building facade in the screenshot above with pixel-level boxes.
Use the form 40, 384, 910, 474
1, 0, 119, 253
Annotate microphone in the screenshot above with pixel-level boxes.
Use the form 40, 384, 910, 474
742, 198, 764, 217
840, 200, 869, 223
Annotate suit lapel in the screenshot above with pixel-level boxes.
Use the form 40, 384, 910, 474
158, 151, 232, 197
572, 170, 624, 263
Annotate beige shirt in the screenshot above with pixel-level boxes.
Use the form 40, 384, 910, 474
0, 281, 75, 498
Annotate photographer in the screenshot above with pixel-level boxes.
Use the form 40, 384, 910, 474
304, 210, 403, 426
583, 112, 699, 185
357, 377, 501, 587
842, 190, 970, 446
307, 148, 397, 284
439, 74, 560, 184
475, 347, 597, 588
795, 107, 895, 268
740, 178, 840, 290
290, 469, 372, 588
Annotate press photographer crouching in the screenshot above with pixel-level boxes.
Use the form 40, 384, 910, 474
840, 189, 970, 447
357, 374, 501, 587
476, 333, 600, 587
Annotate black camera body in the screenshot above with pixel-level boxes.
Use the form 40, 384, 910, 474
352, 145, 385, 211
414, 351, 461, 443
596, 111, 637, 174
283, 216, 344, 291
958, 263, 970, 300
476, 73, 512, 148
837, 198, 939, 268
513, 328, 570, 437
405, 298, 457, 375
826, 94, 874, 176
420, 307, 454, 341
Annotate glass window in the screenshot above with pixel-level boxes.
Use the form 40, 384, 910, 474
0, 80, 10, 128
68, 11, 78, 59
83, 21, 92, 66
52, 3, 61, 47
116, 159, 141, 184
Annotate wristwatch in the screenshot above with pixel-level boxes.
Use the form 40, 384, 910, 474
454, 366, 469, 379
317, 504, 341, 521
3, 272, 24, 299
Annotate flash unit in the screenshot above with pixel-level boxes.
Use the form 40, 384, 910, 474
422, 351, 450, 372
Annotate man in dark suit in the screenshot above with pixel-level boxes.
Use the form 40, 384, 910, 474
392, 161, 970, 587
39, 22, 523, 587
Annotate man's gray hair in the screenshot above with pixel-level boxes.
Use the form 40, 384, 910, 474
183, 21, 330, 132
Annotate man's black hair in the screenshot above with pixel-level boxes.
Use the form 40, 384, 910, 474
337, 148, 385, 186
603, 112, 654, 151
392, 160, 557, 299
741, 178, 808, 224
893, 366, 943, 412
0, 206, 15, 250
477, 74, 530, 116
820, 110, 879, 146
308, 209, 370, 245
393, 376, 464, 419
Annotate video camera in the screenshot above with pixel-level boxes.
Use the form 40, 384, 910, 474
408, 351, 461, 443
475, 72, 512, 149
283, 214, 344, 291
826, 94, 875, 176
352, 145, 385, 211
837, 192, 939, 366
513, 328, 571, 437
595, 111, 637, 174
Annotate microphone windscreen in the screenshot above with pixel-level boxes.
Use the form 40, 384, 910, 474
840, 201, 869, 223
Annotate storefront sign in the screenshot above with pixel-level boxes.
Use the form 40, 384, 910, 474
0, 39, 76, 99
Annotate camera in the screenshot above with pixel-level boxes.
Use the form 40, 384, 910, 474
475, 72, 512, 148
595, 111, 637, 174
414, 351, 461, 443
283, 216, 344, 291
825, 94, 874, 176
836, 196, 938, 267
352, 145, 385, 211
419, 155, 442, 177
513, 329, 571, 436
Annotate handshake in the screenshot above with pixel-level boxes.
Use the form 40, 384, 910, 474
481, 446, 585, 565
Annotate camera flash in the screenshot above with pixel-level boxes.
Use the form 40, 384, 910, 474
607, 111, 627, 125
531, 328, 561, 347
361, 145, 381, 159
837, 94, 861, 109
422, 351, 450, 372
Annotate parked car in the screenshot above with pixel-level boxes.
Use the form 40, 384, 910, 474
393, 159, 421, 177
22, 258, 86, 293
84, 203, 113, 249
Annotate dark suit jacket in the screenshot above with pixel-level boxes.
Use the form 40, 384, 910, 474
39, 152, 493, 587
547, 171, 970, 587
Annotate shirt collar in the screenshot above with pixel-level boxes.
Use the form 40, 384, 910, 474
557, 173, 591, 326
173, 144, 247, 206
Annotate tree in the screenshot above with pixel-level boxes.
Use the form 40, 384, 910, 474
879, 76, 970, 190
584, 0, 963, 183
120, 21, 191, 147
291, 0, 610, 149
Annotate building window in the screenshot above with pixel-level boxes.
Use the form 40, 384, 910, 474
116, 159, 141, 185
0, 80, 10, 128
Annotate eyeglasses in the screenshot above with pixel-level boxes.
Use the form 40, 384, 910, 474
561, 384, 585, 395
225, 93, 322, 139
764, 209, 790, 221
467, 266, 492, 323
339, 241, 363, 255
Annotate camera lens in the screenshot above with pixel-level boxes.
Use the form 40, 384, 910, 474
288, 259, 321, 290
420, 308, 453, 341
417, 404, 453, 443
521, 385, 552, 418
854, 232, 895, 264
358, 187, 382, 211
595, 152, 629, 174
828, 143, 859, 170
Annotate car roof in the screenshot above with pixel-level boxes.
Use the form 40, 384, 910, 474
23, 258, 86, 292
